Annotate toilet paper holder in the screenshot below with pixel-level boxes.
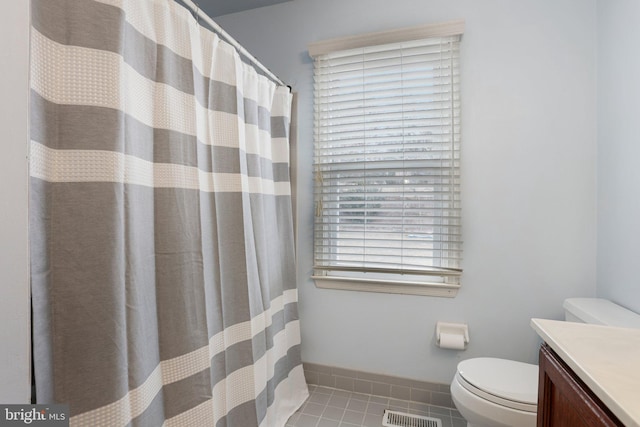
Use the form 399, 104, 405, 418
436, 321, 469, 349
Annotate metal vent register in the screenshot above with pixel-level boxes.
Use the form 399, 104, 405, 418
382, 410, 443, 427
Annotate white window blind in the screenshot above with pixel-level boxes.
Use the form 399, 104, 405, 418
312, 29, 463, 288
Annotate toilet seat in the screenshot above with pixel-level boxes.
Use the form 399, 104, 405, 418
456, 358, 538, 413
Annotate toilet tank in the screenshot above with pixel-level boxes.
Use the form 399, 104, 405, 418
563, 298, 640, 328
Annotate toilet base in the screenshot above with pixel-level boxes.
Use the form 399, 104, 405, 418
451, 373, 536, 427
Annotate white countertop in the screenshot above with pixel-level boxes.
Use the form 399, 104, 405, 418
531, 318, 640, 427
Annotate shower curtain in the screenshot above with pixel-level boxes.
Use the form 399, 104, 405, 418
29, 0, 308, 425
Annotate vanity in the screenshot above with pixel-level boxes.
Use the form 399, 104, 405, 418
531, 318, 640, 427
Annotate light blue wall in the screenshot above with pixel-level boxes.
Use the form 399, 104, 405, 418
596, 0, 640, 315
0, 1, 31, 403
218, 0, 598, 384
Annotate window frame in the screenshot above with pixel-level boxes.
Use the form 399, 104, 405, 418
309, 21, 464, 297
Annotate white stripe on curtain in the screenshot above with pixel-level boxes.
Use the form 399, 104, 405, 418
70, 319, 301, 426
30, 142, 292, 196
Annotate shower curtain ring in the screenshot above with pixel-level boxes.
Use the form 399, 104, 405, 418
193, 2, 200, 26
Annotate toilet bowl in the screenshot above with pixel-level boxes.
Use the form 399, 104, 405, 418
450, 298, 640, 427
451, 358, 537, 427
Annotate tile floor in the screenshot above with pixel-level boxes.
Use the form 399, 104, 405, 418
287, 384, 466, 427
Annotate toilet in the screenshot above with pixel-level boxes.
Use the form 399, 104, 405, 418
450, 298, 640, 427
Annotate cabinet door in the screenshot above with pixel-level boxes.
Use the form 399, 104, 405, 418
537, 344, 623, 427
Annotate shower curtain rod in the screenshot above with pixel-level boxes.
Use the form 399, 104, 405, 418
180, 0, 287, 87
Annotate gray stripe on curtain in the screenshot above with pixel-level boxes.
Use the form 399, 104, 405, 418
31, 96, 290, 184
31, 91, 289, 181
31, 91, 291, 181
30, 93, 290, 150
29, 0, 307, 425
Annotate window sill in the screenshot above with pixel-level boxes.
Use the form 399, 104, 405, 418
311, 275, 460, 298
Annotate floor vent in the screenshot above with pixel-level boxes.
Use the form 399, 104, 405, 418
382, 410, 443, 427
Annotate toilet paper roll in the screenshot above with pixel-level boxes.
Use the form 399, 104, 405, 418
438, 332, 466, 350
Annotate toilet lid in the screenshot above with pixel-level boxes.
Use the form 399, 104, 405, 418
457, 358, 538, 406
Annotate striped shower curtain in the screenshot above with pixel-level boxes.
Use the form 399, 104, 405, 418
29, 0, 308, 425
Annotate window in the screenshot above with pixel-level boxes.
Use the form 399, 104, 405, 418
309, 22, 464, 297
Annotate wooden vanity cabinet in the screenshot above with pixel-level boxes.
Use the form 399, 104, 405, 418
537, 344, 624, 427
